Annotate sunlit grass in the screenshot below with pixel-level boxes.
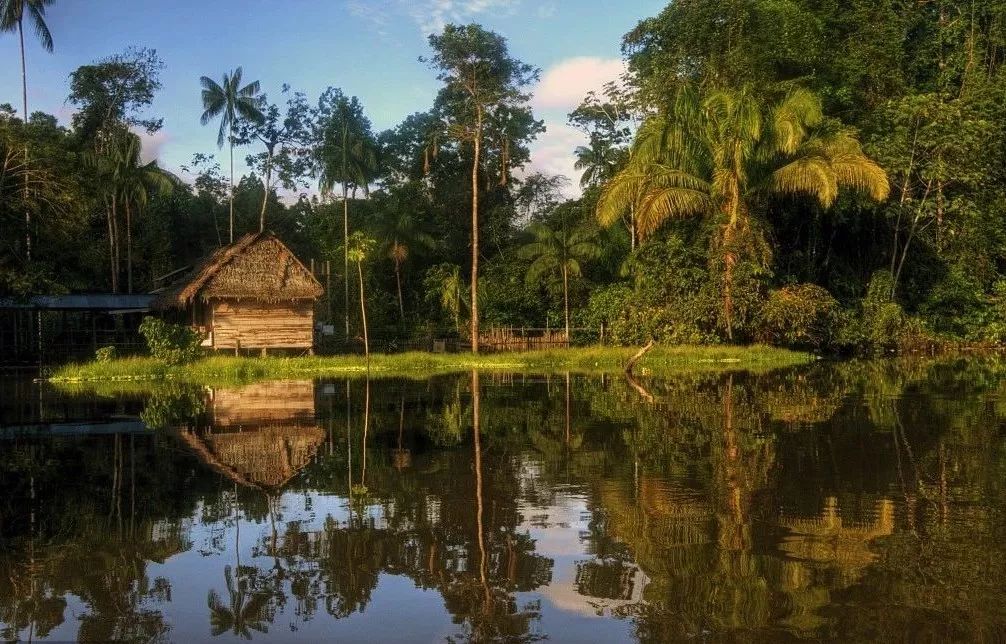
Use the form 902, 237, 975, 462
49, 344, 813, 385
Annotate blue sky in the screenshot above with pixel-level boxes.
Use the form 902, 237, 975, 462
0, 0, 666, 191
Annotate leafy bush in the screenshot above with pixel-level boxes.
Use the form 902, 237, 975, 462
140, 384, 206, 429
95, 345, 117, 363
138, 316, 203, 365
973, 279, 1006, 344
858, 271, 938, 354
757, 284, 840, 350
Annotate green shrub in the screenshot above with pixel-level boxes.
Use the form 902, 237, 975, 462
858, 270, 938, 354
138, 316, 203, 365
140, 384, 206, 429
976, 279, 1006, 344
95, 345, 117, 363
757, 284, 840, 350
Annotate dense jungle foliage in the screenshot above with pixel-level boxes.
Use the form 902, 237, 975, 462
3, 1, 1006, 354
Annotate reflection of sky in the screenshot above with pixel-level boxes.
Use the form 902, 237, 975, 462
517, 490, 643, 640
21, 483, 645, 642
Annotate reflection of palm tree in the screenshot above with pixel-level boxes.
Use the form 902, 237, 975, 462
207, 565, 271, 639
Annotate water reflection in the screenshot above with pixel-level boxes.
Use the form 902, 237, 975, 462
1, 359, 1005, 641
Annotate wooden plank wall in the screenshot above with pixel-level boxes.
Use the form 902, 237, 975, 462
211, 381, 317, 427
211, 300, 313, 349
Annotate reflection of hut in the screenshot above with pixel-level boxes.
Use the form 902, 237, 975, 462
177, 381, 324, 492
153, 232, 322, 353
778, 496, 895, 574
773, 496, 896, 633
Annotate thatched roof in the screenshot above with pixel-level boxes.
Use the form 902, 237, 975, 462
178, 425, 326, 492
153, 231, 322, 309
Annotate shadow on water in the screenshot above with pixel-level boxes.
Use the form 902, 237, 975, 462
1, 357, 1005, 641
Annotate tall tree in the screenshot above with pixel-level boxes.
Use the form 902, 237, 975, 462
376, 183, 435, 322
347, 231, 375, 359
424, 23, 539, 353
237, 86, 312, 231
315, 88, 376, 339
199, 67, 265, 244
598, 86, 890, 339
519, 221, 600, 340
1, 0, 53, 260
111, 134, 174, 293
68, 47, 164, 145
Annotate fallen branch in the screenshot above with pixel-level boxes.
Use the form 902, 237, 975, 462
624, 340, 655, 375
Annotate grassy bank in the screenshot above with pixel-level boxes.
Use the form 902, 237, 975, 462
49, 345, 813, 385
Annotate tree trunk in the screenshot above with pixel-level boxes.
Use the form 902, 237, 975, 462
228, 124, 235, 244
125, 200, 133, 294
106, 198, 118, 293
470, 108, 483, 354
343, 122, 350, 341
19, 20, 30, 261
629, 204, 636, 251
562, 264, 570, 345
259, 148, 272, 232
111, 196, 120, 294
394, 256, 405, 323
471, 369, 488, 597
357, 261, 369, 359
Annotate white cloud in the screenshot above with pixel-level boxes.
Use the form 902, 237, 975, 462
134, 128, 170, 164
524, 121, 586, 196
532, 56, 626, 111
524, 56, 629, 196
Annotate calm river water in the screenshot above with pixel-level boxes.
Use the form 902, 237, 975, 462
1, 359, 1004, 642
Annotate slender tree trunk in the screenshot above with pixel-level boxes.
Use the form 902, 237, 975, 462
111, 197, 120, 294
394, 255, 405, 323
343, 123, 350, 341
228, 125, 235, 243
562, 264, 570, 344
362, 377, 370, 485
259, 148, 272, 232
125, 200, 133, 294
471, 369, 488, 598
106, 198, 117, 293
629, 204, 636, 251
19, 20, 31, 261
470, 108, 483, 353
357, 260, 369, 359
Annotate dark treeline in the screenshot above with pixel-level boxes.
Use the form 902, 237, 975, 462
3, 2, 1006, 353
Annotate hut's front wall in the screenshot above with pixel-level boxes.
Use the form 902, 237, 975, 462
210, 299, 313, 350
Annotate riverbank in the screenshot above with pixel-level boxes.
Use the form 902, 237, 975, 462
49, 345, 813, 385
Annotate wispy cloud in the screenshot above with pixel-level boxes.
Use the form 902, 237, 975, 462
348, 0, 521, 38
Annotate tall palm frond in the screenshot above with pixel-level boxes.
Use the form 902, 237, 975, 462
594, 84, 890, 339
0, 0, 53, 51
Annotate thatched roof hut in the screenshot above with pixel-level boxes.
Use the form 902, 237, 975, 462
176, 381, 325, 492
153, 232, 323, 352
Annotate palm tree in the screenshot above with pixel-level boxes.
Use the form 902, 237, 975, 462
347, 232, 375, 360
519, 222, 601, 341
425, 263, 465, 334
112, 135, 174, 293
597, 86, 890, 339
574, 138, 622, 190
1, 0, 53, 260
318, 109, 376, 340
377, 188, 434, 322
199, 67, 265, 244
207, 565, 271, 639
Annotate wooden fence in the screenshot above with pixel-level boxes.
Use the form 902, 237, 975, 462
477, 326, 570, 352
